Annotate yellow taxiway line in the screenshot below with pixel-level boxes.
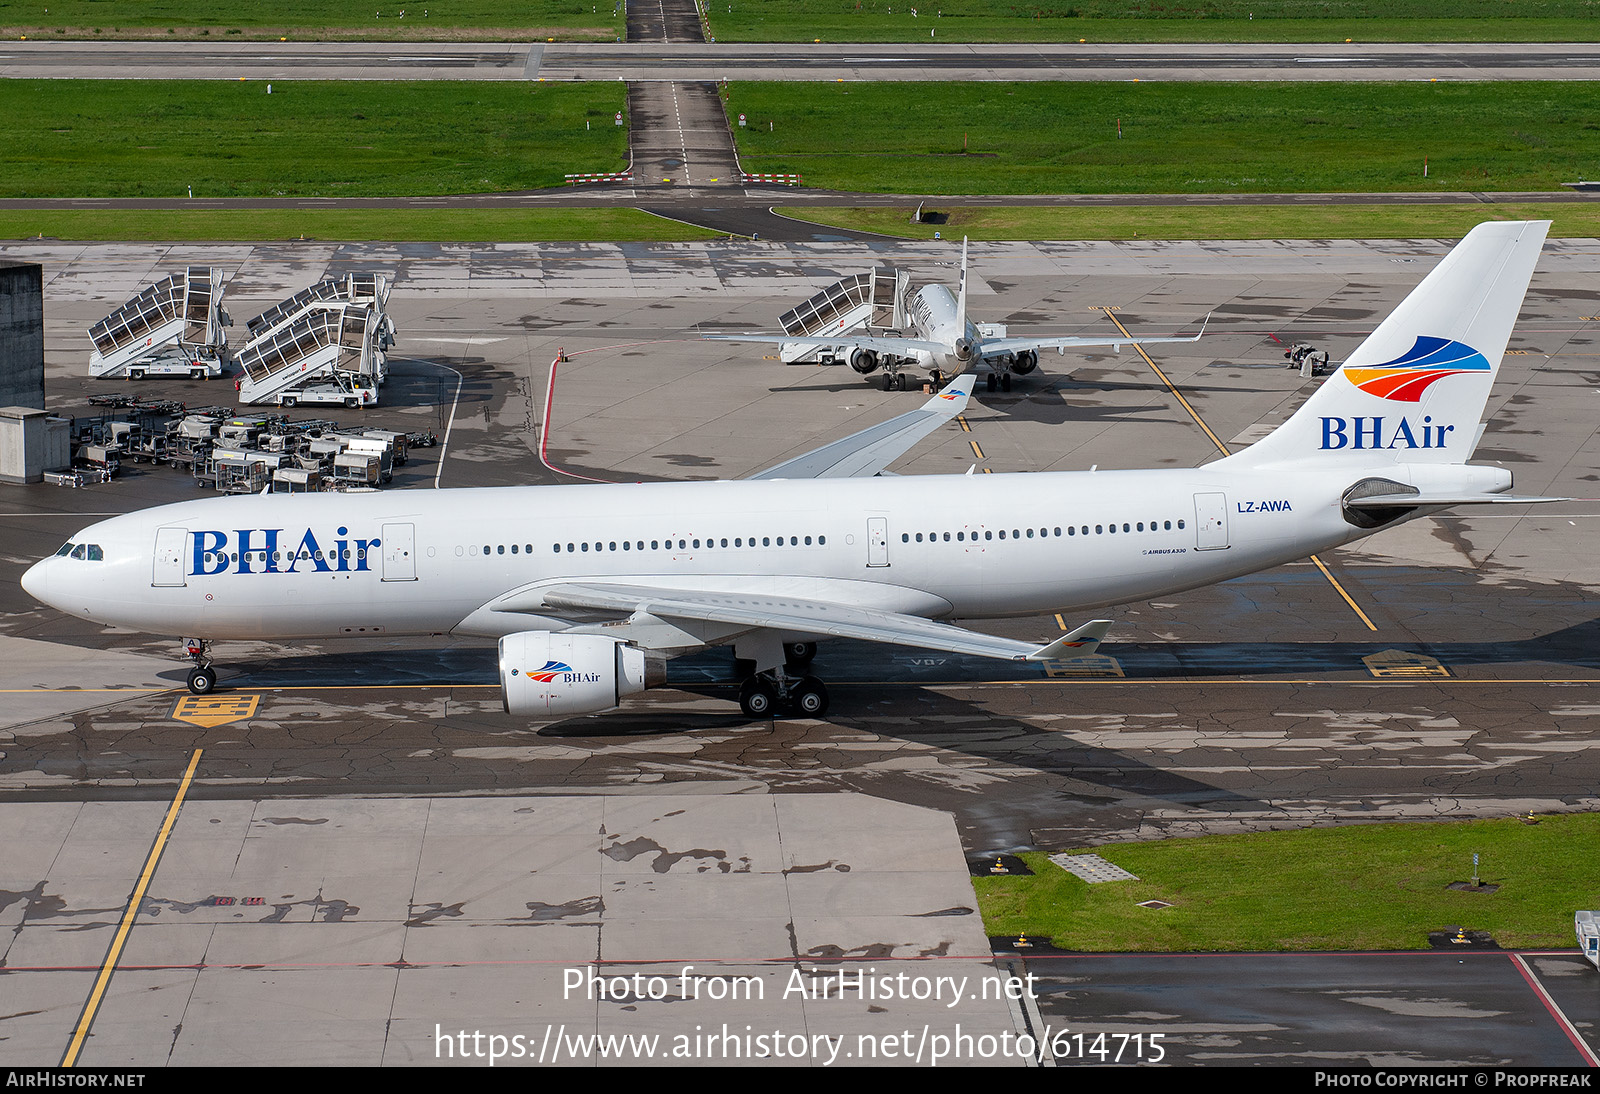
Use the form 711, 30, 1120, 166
1100, 308, 1379, 632
61, 749, 203, 1067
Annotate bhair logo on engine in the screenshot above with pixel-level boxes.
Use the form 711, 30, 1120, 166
513, 660, 602, 685
1342, 336, 1490, 402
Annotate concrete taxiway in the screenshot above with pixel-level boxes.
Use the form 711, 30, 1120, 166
5, 40, 1600, 82
2, 237, 1599, 1065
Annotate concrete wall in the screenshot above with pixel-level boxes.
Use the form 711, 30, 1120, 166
0, 407, 69, 484
0, 262, 44, 411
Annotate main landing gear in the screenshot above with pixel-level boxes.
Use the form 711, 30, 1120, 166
183, 638, 218, 694
735, 642, 829, 718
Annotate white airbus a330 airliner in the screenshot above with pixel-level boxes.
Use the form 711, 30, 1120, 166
22, 221, 1559, 719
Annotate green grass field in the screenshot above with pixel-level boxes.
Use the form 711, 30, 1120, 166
2, 0, 1590, 40
728, 81, 1600, 195
782, 203, 1600, 240
975, 813, 1600, 952
0, 208, 723, 242
0, 1, 620, 39
0, 80, 628, 198
707, 0, 1600, 42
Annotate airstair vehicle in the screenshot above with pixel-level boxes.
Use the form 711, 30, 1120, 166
87, 267, 231, 380
776, 268, 909, 365
234, 274, 396, 406
235, 303, 389, 408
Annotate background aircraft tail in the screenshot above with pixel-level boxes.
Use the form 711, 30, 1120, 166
956, 236, 969, 339
1219, 220, 1550, 471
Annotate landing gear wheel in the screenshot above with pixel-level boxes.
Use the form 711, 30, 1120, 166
1001, 372, 1012, 392
186, 666, 218, 695
738, 677, 778, 718
986, 372, 998, 392
790, 676, 829, 718
783, 641, 817, 666
882, 373, 895, 392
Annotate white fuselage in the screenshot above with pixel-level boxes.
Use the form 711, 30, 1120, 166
24, 466, 1380, 645
905, 284, 976, 375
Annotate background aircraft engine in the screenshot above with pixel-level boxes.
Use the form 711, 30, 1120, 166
1010, 350, 1038, 375
498, 632, 659, 716
849, 348, 879, 374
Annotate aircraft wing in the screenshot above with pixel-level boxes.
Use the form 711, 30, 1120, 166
704, 332, 949, 357
533, 581, 1113, 663
980, 320, 1208, 359
750, 374, 974, 480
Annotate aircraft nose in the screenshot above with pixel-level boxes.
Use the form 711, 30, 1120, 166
20, 558, 49, 605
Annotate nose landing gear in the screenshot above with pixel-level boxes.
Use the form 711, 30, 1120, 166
183, 638, 218, 694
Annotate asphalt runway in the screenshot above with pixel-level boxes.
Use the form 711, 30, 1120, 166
2, 237, 1598, 1066
4, 40, 1600, 82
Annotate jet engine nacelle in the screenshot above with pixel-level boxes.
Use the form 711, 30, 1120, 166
849, 348, 880, 375
498, 631, 662, 716
1010, 350, 1038, 375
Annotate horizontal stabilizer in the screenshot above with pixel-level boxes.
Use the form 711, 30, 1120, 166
1350, 492, 1570, 508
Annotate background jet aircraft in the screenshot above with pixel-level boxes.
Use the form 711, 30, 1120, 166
21, 222, 1560, 722
705, 238, 1206, 391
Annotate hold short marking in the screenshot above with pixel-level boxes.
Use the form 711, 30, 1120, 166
172, 693, 260, 728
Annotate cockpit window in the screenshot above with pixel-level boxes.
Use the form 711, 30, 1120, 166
55, 542, 74, 557
87, 545, 103, 561
63, 543, 103, 561
70, 544, 86, 560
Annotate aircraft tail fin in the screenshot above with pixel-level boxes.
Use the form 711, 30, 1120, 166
956, 236, 969, 338
1219, 220, 1549, 471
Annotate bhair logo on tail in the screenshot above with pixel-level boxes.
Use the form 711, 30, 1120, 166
1215, 220, 1550, 470
1343, 336, 1491, 402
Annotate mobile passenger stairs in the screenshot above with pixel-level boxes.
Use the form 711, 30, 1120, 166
87, 267, 231, 380
234, 274, 396, 408
777, 267, 910, 367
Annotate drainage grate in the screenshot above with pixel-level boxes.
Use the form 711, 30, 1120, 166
1050, 853, 1138, 883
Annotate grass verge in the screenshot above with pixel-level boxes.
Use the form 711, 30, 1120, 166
0, 208, 724, 243
706, 2, 1600, 42
0, 1, 618, 38
0, 80, 628, 199
974, 813, 1599, 952
778, 203, 1600, 240
727, 81, 1600, 196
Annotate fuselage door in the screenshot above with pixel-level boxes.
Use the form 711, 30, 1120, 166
381, 522, 417, 581
1193, 492, 1230, 551
153, 527, 187, 587
867, 516, 889, 568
